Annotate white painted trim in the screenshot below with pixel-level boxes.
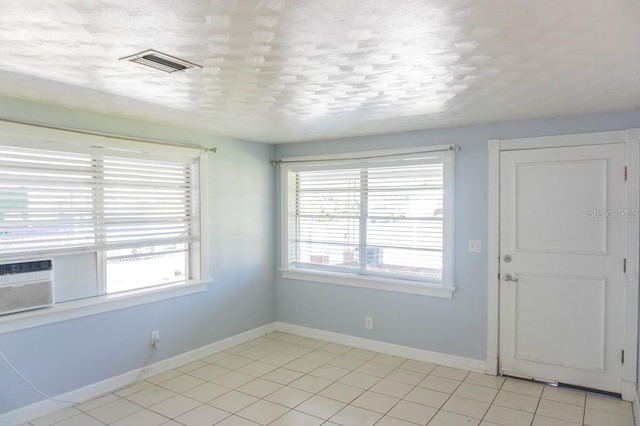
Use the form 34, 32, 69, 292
622, 380, 637, 402
485, 357, 498, 376
279, 146, 457, 295
280, 269, 454, 298
0, 323, 276, 426
198, 152, 211, 282
443, 148, 456, 290
499, 130, 626, 151
624, 129, 640, 400
275, 322, 486, 373
0, 280, 210, 335
486, 139, 501, 375
488, 130, 640, 395
633, 386, 640, 423
280, 163, 290, 272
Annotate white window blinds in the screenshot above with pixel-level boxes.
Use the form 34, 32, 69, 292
286, 150, 452, 284
0, 143, 198, 258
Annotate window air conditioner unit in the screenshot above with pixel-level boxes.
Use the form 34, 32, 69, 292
0, 260, 54, 315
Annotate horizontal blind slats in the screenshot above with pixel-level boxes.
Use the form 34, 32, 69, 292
0, 143, 196, 257
290, 158, 445, 281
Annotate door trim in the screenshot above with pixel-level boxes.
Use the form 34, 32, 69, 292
487, 130, 640, 400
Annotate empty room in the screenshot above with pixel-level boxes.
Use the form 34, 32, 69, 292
1, 1, 640, 426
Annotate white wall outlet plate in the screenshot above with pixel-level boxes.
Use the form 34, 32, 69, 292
468, 240, 482, 253
365, 316, 374, 330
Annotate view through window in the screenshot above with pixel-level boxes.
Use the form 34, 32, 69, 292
0, 139, 201, 302
284, 148, 454, 287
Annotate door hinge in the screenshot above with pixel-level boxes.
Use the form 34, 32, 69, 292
624, 166, 628, 181
622, 350, 625, 364
624, 258, 627, 273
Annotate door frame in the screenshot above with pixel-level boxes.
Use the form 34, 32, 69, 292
486, 129, 640, 400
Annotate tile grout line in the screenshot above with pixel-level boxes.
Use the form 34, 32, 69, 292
38, 332, 631, 426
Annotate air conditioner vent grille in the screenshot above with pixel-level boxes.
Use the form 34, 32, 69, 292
0, 259, 53, 316
120, 49, 202, 73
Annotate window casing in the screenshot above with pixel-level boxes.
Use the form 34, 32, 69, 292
0, 126, 207, 308
280, 146, 455, 298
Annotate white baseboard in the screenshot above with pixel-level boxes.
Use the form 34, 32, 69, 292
4, 321, 490, 426
0, 323, 276, 426
274, 322, 486, 373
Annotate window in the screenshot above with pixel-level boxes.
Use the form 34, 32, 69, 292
0, 127, 207, 306
280, 146, 455, 297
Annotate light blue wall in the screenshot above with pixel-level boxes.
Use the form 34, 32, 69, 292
1, 97, 639, 415
275, 110, 640, 361
0, 98, 277, 414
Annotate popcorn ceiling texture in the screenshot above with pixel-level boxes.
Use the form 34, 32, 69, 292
0, 0, 639, 142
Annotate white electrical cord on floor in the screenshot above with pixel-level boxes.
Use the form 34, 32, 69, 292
131, 346, 158, 384
0, 346, 158, 406
0, 349, 76, 404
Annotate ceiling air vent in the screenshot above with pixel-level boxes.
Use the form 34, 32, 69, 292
120, 49, 202, 73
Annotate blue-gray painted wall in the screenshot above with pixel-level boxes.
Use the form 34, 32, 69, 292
1, 96, 640, 415
275, 110, 640, 362
0, 98, 277, 414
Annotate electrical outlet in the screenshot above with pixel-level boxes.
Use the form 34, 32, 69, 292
151, 330, 160, 348
365, 316, 374, 330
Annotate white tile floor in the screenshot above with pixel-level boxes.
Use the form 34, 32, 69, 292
27, 332, 635, 426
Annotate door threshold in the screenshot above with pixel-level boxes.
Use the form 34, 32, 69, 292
500, 373, 622, 399
555, 382, 621, 399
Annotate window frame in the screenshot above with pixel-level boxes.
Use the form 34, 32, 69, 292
279, 145, 456, 298
0, 120, 211, 334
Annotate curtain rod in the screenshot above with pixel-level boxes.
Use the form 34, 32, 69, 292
0, 117, 217, 153
271, 144, 459, 165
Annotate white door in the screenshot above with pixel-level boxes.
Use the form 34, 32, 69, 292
499, 143, 627, 393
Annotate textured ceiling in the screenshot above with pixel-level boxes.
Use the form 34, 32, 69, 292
0, 0, 639, 143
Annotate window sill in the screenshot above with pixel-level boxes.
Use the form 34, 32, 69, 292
280, 269, 455, 299
0, 279, 211, 335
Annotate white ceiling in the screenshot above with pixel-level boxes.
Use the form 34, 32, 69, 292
1, 0, 639, 143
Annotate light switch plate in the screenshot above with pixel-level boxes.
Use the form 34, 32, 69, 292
468, 240, 482, 253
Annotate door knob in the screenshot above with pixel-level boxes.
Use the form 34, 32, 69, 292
503, 273, 519, 283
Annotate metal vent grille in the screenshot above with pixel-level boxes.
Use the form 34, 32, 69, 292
120, 49, 202, 73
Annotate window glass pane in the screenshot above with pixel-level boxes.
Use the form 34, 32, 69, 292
296, 217, 360, 269
364, 246, 443, 280
288, 152, 449, 285
296, 168, 361, 217
366, 220, 443, 250
295, 168, 360, 268
367, 164, 443, 217
106, 243, 188, 293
